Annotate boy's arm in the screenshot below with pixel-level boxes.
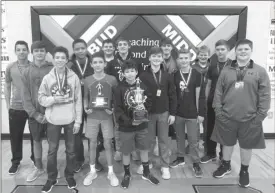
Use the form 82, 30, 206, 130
38, 76, 55, 107
196, 72, 205, 117
74, 76, 83, 128
4, 64, 12, 110
212, 70, 225, 117
83, 80, 89, 110
168, 73, 177, 116
143, 84, 152, 112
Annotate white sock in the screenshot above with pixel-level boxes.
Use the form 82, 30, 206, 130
108, 166, 113, 174
90, 164, 96, 173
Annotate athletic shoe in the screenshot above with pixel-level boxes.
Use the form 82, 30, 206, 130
41, 180, 58, 193
74, 162, 84, 173
142, 173, 160, 185
137, 163, 153, 175
161, 167, 171, 180
121, 174, 131, 189
8, 164, 20, 175
95, 161, 103, 172
26, 168, 45, 182
193, 163, 203, 178
66, 178, 77, 189
83, 171, 98, 186
114, 151, 122, 161
170, 158, 185, 168
239, 170, 250, 188
213, 161, 231, 178
107, 172, 119, 187
200, 155, 217, 164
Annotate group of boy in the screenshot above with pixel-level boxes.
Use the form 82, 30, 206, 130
5, 36, 270, 192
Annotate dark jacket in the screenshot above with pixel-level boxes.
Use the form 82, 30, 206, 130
139, 65, 177, 116
213, 60, 271, 122
114, 79, 152, 132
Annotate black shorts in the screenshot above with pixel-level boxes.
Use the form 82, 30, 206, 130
119, 129, 150, 154
211, 116, 265, 149
29, 118, 47, 142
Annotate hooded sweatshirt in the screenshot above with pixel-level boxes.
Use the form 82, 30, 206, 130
114, 79, 152, 132
38, 67, 82, 127
213, 60, 271, 122
21, 62, 53, 120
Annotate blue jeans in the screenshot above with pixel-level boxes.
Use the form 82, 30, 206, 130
47, 122, 75, 181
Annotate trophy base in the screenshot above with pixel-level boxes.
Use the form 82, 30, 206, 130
133, 109, 149, 124
89, 97, 110, 109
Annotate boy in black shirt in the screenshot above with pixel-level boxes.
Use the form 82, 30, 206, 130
114, 60, 159, 189
170, 49, 205, 178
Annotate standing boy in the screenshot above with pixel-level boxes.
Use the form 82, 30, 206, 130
82, 51, 119, 187
38, 46, 82, 192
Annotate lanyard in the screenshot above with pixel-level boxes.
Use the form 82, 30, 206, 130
55, 68, 66, 93
76, 58, 88, 78
17, 61, 29, 75
236, 65, 248, 82
179, 68, 192, 87
152, 69, 162, 88
217, 60, 229, 74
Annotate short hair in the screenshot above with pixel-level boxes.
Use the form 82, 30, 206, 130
91, 51, 105, 63
160, 38, 173, 46
31, 41, 47, 53
235, 39, 253, 50
72, 39, 87, 49
197, 45, 210, 55
177, 48, 192, 58
116, 37, 130, 46
14, 40, 29, 51
52, 46, 69, 59
102, 39, 115, 47
215, 39, 230, 49
149, 46, 163, 57
121, 59, 138, 73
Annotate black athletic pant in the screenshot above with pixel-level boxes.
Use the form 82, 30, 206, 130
9, 109, 34, 165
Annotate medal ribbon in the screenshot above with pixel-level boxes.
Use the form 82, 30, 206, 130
55, 68, 66, 93
179, 68, 192, 88
76, 58, 88, 78
151, 69, 162, 88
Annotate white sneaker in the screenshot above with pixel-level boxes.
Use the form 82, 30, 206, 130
107, 172, 119, 187
83, 171, 97, 186
136, 163, 153, 175
26, 168, 45, 182
161, 167, 171, 180
114, 151, 122, 161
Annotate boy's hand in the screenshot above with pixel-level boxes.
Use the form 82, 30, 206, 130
105, 109, 113, 115
85, 108, 93, 114
54, 96, 68, 104
73, 126, 80, 134
197, 116, 204, 124
132, 121, 143, 126
168, 115, 175, 125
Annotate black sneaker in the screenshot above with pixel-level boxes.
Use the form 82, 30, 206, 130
74, 162, 84, 173
121, 174, 131, 189
193, 163, 203, 178
8, 164, 20, 175
41, 180, 58, 193
66, 178, 77, 189
142, 173, 160, 185
213, 161, 231, 178
170, 158, 185, 168
200, 155, 217, 164
239, 170, 250, 188
95, 161, 103, 172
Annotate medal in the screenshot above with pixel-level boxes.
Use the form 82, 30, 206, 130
76, 58, 88, 81
179, 68, 192, 92
55, 69, 66, 96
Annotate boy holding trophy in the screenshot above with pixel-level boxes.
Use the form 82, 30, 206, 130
82, 51, 119, 187
114, 60, 159, 189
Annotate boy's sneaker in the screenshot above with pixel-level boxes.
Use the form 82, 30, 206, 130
193, 163, 203, 178
74, 162, 84, 173
41, 180, 58, 193
142, 173, 160, 185
170, 158, 185, 168
9, 164, 20, 175
114, 151, 122, 161
213, 161, 231, 178
26, 168, 45, 182
107, 172, 119, 187
66, 178, 77, 189
95, 161, 103, 172
200, 155, 217, 164
121, 174, 131, 189
83, 171, 98, 186
239, 170, 250, 188
161, 167, 171, 180
137, 163, 153, 175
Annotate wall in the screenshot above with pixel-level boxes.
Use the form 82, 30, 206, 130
1, 1, 274, 134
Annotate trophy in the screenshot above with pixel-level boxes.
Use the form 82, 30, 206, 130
89, 82, 110, 109
125, 78, 149, 124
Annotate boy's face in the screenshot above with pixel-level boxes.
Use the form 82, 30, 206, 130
91, 57, 106, 73
117, 40, 130, 54
215, 45, 229, 60
235, 44, 252, 62
32, 48, 46, 62
198, 51, 209, 64
123, 68, 137, 82
53, 52, 68, 69
15, 44, 29, 60
149, 53, 163, 67
73, 42, 87, 59
177, 53, 191, 69
161, 44, 173, 55
102, 43, 115, 56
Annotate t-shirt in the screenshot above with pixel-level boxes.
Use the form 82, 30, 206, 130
5, 61, 30, 110
83, 74, 117, 120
